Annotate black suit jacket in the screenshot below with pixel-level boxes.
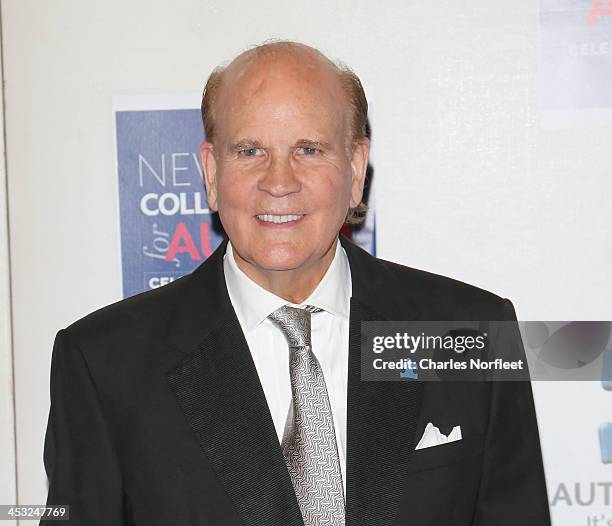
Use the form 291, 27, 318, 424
42, 234, 551, 525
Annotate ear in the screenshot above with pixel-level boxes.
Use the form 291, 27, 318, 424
349, 137, 370, 208
199, 141, 219, 212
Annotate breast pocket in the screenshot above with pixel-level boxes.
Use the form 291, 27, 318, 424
405, 433, 485, 474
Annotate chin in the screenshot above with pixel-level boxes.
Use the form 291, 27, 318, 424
253, 243, 309, 272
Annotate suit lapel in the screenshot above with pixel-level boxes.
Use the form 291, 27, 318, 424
165, 238, 303, 526
341, 235, 425, 526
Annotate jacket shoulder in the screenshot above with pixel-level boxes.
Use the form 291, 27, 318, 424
63, 271, 195, 347
368, 254, 511, 320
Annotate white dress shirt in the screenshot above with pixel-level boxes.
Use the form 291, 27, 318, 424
223, 238, 351, 493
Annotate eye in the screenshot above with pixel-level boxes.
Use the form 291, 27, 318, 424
238, 148, 264, 158
297, 147, 321, 156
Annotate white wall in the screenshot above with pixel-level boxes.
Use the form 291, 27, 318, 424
0, 2, 17, 515
2, 1, 611, 523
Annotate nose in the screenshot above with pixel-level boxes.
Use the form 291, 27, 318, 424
257, 153, 301, 197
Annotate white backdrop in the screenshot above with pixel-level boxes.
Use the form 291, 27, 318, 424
0, 23, 17, 525
2, 1, 612, 524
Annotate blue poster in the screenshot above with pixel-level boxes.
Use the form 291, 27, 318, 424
115, 99, 223, 298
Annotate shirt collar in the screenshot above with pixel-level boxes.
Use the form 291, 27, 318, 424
223, 237, 352, 333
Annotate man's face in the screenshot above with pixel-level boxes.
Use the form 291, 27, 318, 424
200, 52, 369, 276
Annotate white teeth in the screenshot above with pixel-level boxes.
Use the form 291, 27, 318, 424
256, 214, 303, 223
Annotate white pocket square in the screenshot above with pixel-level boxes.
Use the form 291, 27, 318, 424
415, 422, 462, 450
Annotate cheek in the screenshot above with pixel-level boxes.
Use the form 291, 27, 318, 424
216, 170, 255, 209
316, 168, 353, 207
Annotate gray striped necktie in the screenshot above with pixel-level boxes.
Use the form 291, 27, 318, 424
268, 305, 345, 526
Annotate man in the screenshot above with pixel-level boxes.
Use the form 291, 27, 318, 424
42, 41, 551, 525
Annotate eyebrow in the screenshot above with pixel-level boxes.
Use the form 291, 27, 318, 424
294, 139, 333, 150
226, 138, 335, 153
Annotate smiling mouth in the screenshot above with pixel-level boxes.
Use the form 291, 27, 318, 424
256, 214, 304, 224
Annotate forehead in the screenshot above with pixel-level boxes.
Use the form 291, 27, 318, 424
214, 50, 349, 137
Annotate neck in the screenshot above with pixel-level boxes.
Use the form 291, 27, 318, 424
232, 238, 338, 304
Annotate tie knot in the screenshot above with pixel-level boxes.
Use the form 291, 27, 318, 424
268, 305, 322, 348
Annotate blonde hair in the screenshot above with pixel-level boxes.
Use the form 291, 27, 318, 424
201, 40, 368, 224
